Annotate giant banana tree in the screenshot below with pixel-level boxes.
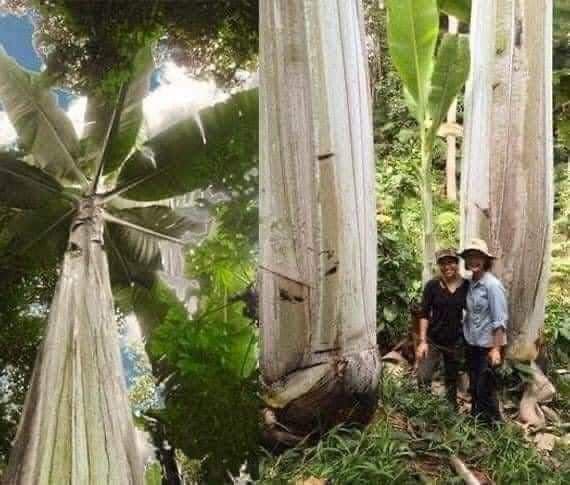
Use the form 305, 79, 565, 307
259, 0, 380, 445
385, 0, 470, 282
460, 0, 555, 425
0, 45, 257, 484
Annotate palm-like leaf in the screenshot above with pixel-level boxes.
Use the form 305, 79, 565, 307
0, 46, 85, 185
427, 34, 470, 139
386, 0, 439, 121
112, 89, 258, 201
0, 202, 73, 272
104, 205, 207, 288
0, 151, 75, 209
82, 47, 154, 176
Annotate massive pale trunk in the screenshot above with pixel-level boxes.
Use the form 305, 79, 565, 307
259, 0, 380, 441
461, 0, 554, 361
3, 199, 143, 484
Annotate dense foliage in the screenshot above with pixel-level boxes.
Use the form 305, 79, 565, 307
2, 0, 258, 94
0, 269, 56, 470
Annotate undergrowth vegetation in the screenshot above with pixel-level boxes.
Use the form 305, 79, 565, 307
256, 375, 570, 484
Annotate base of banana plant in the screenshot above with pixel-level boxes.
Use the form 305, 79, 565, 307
260, 348, 380, 449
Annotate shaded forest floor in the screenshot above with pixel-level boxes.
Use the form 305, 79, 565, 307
255, 367, 570, 484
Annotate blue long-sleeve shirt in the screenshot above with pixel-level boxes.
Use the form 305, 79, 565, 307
463, 272, 508, 348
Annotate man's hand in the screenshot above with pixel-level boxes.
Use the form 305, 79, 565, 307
488, 346, 502, 367
416, 341, 429, 362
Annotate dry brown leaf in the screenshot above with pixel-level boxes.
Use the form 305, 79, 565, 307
534, 433, 558, 452
295, 478, 327, 485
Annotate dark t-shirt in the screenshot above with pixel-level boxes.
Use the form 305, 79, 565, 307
419, 277, 469, 346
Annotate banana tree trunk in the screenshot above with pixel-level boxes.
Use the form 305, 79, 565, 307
3, 199, 143, 484
461, 0, 553, 361
259, 0, 380, 444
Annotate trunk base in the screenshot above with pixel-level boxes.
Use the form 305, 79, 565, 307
261, 348, 380, 449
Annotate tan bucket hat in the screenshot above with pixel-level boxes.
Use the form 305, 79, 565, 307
458, 238, 496, 259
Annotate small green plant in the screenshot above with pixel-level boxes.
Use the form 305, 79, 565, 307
385, 0, 470, 282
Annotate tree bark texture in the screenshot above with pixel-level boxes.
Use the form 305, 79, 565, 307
3, 199, 143, 484
460, 0, 554, 360
259, 0, 380, 441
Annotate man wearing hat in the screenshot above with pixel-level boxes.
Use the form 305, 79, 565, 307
459, 238, 508, 424
416, 248, 469, 408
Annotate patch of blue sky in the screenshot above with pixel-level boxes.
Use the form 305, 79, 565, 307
0, 13, 74, 107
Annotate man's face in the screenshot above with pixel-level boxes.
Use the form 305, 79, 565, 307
437, 257, 458, 279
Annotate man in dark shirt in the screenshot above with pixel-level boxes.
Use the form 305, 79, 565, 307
416, 248, 469, 407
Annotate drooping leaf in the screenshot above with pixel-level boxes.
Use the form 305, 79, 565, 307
438, 0, 471, 23
0, 152, 72, 209
105, 205, 205, 288
105, 223, 160, 289
0, 46, 84, 185
82, 46, 154, 176
0, 202, 73, 272
386, 0, 439, 121
426, 34, 470, 139
113, 89, 258, 201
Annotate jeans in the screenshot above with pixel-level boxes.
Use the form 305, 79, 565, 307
465, 345, 502, 423
417, 340, 461, 407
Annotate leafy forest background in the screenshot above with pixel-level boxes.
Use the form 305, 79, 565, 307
0, 0, 568, 483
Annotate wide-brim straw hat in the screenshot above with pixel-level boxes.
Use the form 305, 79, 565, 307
458, 238, 496, 259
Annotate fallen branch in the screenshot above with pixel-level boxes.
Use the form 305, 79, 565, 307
449, 455, 481, 485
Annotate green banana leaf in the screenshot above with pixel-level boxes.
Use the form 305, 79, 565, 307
386, 0, 439, 121
82, 46, 154, 176
438, 0, 471, 23
0, 202, 73, 271
104, 205, 200, 288
114, 89, 258, 201
0, 152, 71, 209
0, 46, 84, 185
427, 34, 470, 139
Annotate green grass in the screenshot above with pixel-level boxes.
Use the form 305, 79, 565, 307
257, 421, 416, 484
256, 375, 570, 484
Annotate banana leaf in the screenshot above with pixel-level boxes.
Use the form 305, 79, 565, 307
113, 89, 258, 201
82, 46, 154, 176
386, 0, 439, 120
0, 47, 84, 185
104, 205, 202, 288
427, 34, 470, 139
0, 151, 72, 209
0, 202, 73, 272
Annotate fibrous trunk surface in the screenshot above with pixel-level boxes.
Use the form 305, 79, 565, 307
259, 0, 380, 443
4, 200, 143, 484
461, 0, 553, 360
